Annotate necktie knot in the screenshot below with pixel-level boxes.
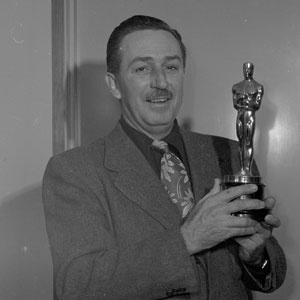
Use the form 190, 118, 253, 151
152, 140, 169, 153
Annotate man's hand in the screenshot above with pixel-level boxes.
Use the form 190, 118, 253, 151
180, 178, 265, 255
235, 197, 280, 266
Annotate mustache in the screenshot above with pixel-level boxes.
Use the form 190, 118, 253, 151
146, 89, 173, 100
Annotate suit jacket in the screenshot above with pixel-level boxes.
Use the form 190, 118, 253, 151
42, 122, 286, 300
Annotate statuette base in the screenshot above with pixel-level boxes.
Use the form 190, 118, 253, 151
221, 175, 268, 222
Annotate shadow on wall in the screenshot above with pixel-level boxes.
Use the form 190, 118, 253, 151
78, 62, 121, 145
0, 184, 52, 300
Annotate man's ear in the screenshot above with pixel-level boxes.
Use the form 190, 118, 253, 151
105, 72, 121, 99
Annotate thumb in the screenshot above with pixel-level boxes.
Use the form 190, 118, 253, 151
202, 178, 221, 200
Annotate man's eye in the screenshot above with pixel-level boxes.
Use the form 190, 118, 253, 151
135, 66, 150, 73
166, 65, 179, 72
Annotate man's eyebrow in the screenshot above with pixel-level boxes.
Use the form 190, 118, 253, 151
128, 56, 153, 67
164, 55, 182, 63
128, 55, 182, 68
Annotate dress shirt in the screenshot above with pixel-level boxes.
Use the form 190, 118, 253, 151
120, 117, 192, 187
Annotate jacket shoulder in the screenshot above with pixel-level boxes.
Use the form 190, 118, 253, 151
183, 130, 261, 176
183, 130, 238, 148
44, 138, 106, 181
182, 130, 242, 176
185, 129, 232, 139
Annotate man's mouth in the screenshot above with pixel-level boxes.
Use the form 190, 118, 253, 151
146, 97, 170, 103
146, 89, 173, 103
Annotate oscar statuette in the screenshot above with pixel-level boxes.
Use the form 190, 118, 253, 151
221, 62, 268, 221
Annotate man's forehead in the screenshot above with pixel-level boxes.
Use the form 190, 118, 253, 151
119, 29, 182, 60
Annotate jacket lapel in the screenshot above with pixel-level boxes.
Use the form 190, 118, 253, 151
104, 124, 181, 229
182, 131, 223, 202
102, 125, 225, 228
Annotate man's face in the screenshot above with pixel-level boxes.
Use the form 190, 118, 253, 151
107, 29, 185, 139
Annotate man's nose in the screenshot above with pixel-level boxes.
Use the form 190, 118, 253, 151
151, 69, 168, 89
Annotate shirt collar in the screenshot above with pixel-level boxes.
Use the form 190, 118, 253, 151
120, 117, 184, 156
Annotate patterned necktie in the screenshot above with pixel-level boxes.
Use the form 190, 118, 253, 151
152, 140, 194, 218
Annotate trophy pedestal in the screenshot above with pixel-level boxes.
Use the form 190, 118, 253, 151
221, 175, 268, 222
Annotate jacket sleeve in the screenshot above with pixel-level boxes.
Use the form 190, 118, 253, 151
241, 236, 287, 292
42, 154, 200, 300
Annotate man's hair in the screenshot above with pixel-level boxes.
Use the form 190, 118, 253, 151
106, 15, 187, 75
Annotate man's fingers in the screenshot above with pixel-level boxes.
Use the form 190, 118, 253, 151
193, 182, 260, 216
220, 184, 258, 203
202, 178, 221, 200
228, 214, 258, 228
201, 181, 257, 204
226, 216, 258, 237
263, 214, 281, 228
264, 197, 276, 209
227, 198, 265, 214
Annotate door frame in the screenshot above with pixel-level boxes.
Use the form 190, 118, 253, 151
52, 0, 80, 154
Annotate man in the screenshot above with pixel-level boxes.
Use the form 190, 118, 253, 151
43, 15, 286, 300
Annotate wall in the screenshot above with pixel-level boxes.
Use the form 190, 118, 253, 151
0, 0, 52, 299
76, 1, 300, 299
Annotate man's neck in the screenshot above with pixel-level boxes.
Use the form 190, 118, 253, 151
122, 117, 174, 141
